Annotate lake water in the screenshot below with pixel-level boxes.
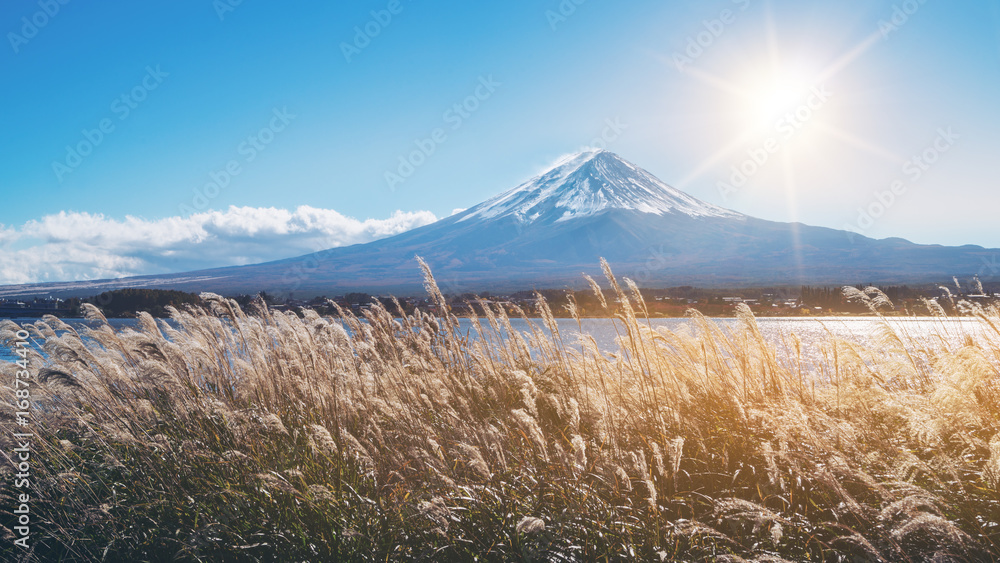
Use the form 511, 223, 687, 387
483, 316, 987, 354
463, 316, 990, 377
2, 316, 990, 373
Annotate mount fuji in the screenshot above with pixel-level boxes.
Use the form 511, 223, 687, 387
2, 150, 994, 297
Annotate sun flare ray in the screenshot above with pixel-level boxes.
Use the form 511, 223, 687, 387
812, 122, 906, 165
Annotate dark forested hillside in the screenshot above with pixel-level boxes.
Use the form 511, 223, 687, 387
82, 289, 204, 317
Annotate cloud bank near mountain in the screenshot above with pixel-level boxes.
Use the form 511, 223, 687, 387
0, 206, 437, 285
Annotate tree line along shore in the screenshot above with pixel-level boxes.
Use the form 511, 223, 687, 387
3, 281, 997, 319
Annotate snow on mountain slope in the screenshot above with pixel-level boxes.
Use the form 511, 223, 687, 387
458, 150, 740, 224
2, 148, 995, 298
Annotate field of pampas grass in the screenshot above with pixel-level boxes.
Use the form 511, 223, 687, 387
1, 258, 999, 562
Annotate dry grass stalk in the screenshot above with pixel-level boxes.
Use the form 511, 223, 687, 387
1, 261, 998, 561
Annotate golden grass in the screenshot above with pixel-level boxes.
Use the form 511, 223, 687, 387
0, 261, 998, 561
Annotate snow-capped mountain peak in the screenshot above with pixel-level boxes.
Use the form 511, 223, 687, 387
457, 150, 739, 224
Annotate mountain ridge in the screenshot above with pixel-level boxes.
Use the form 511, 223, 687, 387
457, 150, 740, 225
0, 151, 993, 298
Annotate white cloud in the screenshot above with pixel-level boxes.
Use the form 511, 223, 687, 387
0, 206, 437, 285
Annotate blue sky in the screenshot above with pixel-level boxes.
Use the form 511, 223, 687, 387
2, 0, 1000, 283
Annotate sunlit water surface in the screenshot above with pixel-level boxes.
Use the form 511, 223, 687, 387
2, 316, 991, 379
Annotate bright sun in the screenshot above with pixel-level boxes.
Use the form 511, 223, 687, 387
669, 18, 888, 196
739, 67, 817, 131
